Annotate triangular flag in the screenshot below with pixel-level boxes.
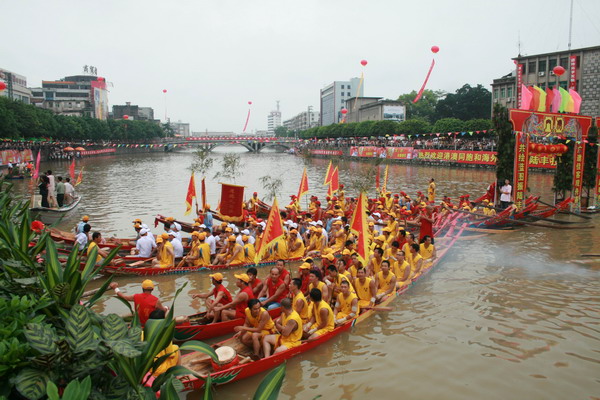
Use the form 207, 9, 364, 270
349, 192, 370, 266
75, 167, 84, 186
254, 197, 285, 264
297, 168, 309, 201
184, 172, 197, 215
32, 150, 41, 180
559, 87, 571, 113
530, 86, 540, 111
201, 177, 207, 211
382, 164, 389, 193
568, 89, 581, 113
520, 85, 533, 110
69, 158, 75, 180
545, 87, 554, 111
533, 86, 546, 112
330, 166, 339, 193
323, 161, 333, 186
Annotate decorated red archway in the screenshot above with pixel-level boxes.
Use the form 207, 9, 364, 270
595, 117, 600, 208
509, 109, 593, 212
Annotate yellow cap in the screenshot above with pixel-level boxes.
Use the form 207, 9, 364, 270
161, 233, 169, 240
368, 222, 375, 226
323, 253, 335, 261
234, 273, 250, 283
82, 215, 89, 222
225, 227, 233, 233
199, 232, 207, 240
191, 231, 200, 237
342, 249, 351, 255
242, 235, 248, 241
132, 218, 142, 223
375, 235, 385, 242
299, 262, 311, 270
228, 235, 237, 242
165, 217, 174, 222
209, 272, 224, 281
156, 236, 163, 243
141, 279, 154, 289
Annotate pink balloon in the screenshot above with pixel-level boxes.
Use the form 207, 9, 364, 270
163, 89, 167, 93
248, 101, 252, 105
431, 46, 440, 54
360, 60, 368, 66
123, 115, 129, 120
341, 109, 348, 115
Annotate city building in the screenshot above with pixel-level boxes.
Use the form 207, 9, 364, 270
112, 102, 155, 121
30, 74, 109, 119
267, 101, 282, 134
320, 77, 363, 126
0, 68, 32, 103
344, 97, 406, 123
491, 45, 600, 116
169, 121, 190, 137
283, 107, 320, 133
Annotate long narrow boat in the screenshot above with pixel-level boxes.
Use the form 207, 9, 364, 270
30, 195, 82, 225
50, 228, 138, 251
174, 308, 282, 342
101, 257, 303, 276
178, 221, 465, 391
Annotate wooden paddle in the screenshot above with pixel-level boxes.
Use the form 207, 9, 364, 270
128, 258, 153, 267
361, 306, 393, 311
580, 253, 600, 257
537, 199, 591, 220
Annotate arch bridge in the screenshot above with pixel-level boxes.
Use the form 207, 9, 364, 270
175, 136, 298, 153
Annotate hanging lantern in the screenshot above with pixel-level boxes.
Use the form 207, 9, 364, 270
553, 66, 566, 76
0, 81, 6, 91
529, 143, 537, 152
248, 101, 252, 105
341, 109, 348, 115
536, 144, 546, 153
163, 89, 167, 93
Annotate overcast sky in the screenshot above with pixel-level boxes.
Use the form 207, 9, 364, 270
2, 0, 599, 133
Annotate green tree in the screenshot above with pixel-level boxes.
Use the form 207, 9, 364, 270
396, 118, 432, 135
213, 154, 244, 183
493, 104, 515, 185
435, 84, 492, 121
433, 118, 465, 134
370, 120, 399, 137
397, 90, 443, 122
463, 118, 492, 132
274, 126, 290, 137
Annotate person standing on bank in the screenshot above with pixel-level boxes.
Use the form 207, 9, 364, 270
500, 179, 512, 209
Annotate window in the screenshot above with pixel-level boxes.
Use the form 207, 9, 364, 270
347, 92, 351, 96
341, 85, 345, 89
560, 57, 568, 68
528, 61, 536, 74
507, 87, 513, 98
539, 83, 546, 90
348, 86, 351, 90
500, 88, 506, 98
559, 81, 568, 89
549, 58, 557, 71
494, 89, 499, 100
538, 60, 547, 72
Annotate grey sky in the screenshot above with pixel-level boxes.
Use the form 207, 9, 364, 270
2, 0, 599, 133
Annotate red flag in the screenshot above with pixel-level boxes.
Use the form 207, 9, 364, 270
330, 167, 339, 193
323, 161, 333, 185
545, 87, 554, 112
33, 150, 41, 180
254, 197, 284, 264
413, 59, 436, 103
218, 183, 245, 222
201, 177, 207, 211
75, 167, 84, 186
69, 159, 75, 180
297, 168, 309, 200
184, 172, 197, 215
530, 86, 539, 111
349, 192, 370, 266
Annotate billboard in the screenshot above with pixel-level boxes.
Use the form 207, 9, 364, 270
91, 80, 109, 120
383, 105, 405, 122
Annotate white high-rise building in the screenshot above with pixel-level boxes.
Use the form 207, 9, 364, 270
267, 101, 282, 134
320, 77, 363, 126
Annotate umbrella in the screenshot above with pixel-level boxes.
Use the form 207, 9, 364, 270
75, 147, 85, 151
63, 147, 74, 151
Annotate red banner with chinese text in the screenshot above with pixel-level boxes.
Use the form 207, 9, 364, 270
309, 149, 343, 156
569, 55, 577, 90
218, 183, 245, 222
513, 132, 530, 209
572, 142, 585, 212
349, 146, 384, 157
416, 149, 497, 165
517, 64, 524, 108
386, 147, 415, 160
1, 149, 33, 165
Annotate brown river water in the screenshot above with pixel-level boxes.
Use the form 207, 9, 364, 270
15, 148, 600, 399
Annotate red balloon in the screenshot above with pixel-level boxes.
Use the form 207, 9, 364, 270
248, 101, 252, 105
431, 46, 440, 54
123, 115, 129, 120
553, 66, 566, 76
0, 81, 6, 91
341, 109, 348, 115
163, 89, 167, 93
360, 60, 368, 66
97, 77, 105, 82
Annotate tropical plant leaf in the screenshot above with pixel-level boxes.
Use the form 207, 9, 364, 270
253, 362, 286, 400
151, 365, 198, 392
29, 353, 59, 369
61, 376, 92, 400
15, 368, 49, 400
158, 376, 181, 400
106, 340, 142, 358
203, 374, 214, 400
46, 380, 59, 400
66, 305, 97, 352
101, 314, 128, 341
24, 323, 58, 355
103, 375, 131, 399
179, 340, 218, 362
127, 326, 142, 342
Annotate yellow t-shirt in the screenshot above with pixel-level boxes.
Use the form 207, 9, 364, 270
244, 307, 275, 335
279, 310, 303, 349
87, 241, 102, 263
337, 292, 359, 320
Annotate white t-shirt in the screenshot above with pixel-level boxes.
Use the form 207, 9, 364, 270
75, 232, 88, 251
206, 235, 217, 255
47, 175, 55, 193
171, 238, 184, 258
136, 235, 156, 258
500, 184, 512, 202
64, 182, 75, 196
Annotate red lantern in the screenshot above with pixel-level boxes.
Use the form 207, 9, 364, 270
431, 46, 440, 54
123, 115, 129, 120
248, 101, 252, 105
529, 143, 537, 152
561, 144, 569, 153
360, 60, 368, 66
341, 109, 348, 115
97, 77, 105, 82
163, 89, 167, 93
553, 66, 566, 76
0, 81, 6, 91
548, 145, 557, 154
536, 144, 546, 153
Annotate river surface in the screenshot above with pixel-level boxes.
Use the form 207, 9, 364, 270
15, 148, 600, 399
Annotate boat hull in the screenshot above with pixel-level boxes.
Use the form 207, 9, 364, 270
30, 196, 82, 224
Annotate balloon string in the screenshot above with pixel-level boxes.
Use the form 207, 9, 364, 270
353, 71, 364, 111
243, 109, 251, 132
413, 59, 436, 103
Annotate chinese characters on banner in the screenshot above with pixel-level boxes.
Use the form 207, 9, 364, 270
309, 149, 343, 156
513, 132, 530, 210
218, 183, 245, 222
572, 142, 586, 212
517, 64, 524, 108
0, 149, 33, 165
386, 147, 415, 160
417, 149, 497, 165
569, 55, 577, 90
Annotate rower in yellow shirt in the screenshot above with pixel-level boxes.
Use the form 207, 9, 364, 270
334, 280, 359, 325
375, 260, 397, 302
305, 288, 334, 339
402, 233, 417, 268
353, 267, 376, 309
242, 235, 256, 264
152, 233, 174, 268
287, 229, 305, 258
367, 248, 385, 276
408, 243, 424, 279
289, 278, 309, 324
234, 299, 276, 359
226, 235, 246, 266
428, 178, 436, 203
328, 221, 346, 253
419, 235, 436, 268
262, 298, 303, 357
391, 250, 411, 288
